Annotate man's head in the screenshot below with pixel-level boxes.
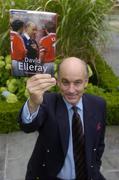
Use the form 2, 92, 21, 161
43, 21, 56, 35
57, 57, 89, 105
11, 19, 24, 34
25, 21, 37, 38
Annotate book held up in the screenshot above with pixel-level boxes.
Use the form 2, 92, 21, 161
9, 9, 57, 76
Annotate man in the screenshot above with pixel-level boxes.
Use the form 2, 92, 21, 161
39, 21, 56, 63
39, 21, 56, 76
22, 21, 39, 59
10, 19, 27, 76
19, 57, 106, 180
22, 21, 39, 75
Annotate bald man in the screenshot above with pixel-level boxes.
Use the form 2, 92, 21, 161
19, 57, 106, 180
22, 21, 39, 75
22, 21, 39, 59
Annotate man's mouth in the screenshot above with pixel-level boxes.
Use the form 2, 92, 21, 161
66, 94, 77, 99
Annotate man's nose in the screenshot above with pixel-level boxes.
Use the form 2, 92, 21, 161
68, 83, 75, 93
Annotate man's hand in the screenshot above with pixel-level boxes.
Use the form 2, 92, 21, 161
26, 74, 56, 113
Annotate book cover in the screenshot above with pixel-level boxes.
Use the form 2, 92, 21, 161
9, 9, 57, 77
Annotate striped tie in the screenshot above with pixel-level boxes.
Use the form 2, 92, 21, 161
72, 106, 87, 180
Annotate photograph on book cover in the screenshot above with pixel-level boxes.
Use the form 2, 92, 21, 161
9, 9, 57, 77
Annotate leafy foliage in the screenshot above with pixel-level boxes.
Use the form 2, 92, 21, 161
0, 101, 23, 133
86, 83, 119, 125
0, 55, 28, 102
0, 0, 113, 60
26, 0, 113, 60
0, 0, 32, 55
0, 0, 119, 130
89, 51, 119, 91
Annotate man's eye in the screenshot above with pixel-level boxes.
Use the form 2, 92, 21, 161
62, 80, 69, 86
63, 82, 69, 86
74, 81, 82, 85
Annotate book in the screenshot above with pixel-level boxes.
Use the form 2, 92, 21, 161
9, 9, 57, 77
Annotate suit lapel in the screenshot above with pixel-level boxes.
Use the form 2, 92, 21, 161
56, 94, 70, 157
83, 94, 97, 165
56, 94, 98, 162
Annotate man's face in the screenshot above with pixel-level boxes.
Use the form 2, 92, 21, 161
27, 24, 37, 38
57, 60, 88, 105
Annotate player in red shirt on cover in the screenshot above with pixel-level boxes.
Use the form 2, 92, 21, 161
10, 19, 27, 76
39, 21, 56, 76
39, 32, 56, 63
10, 31, 26, 61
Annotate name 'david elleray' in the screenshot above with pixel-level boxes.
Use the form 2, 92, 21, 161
18, 57, 48, 73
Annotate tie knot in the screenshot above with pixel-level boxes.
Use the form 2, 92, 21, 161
72, 106, 78, 113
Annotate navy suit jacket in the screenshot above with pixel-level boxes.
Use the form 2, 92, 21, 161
19, 93, 106, 180
22, 35, 39, 59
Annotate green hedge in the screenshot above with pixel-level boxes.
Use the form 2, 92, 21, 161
86, 52, 119, 125
1, 54, 119, 133
0, 101, 23, 133
0, 85, 119, 133
94, 53, 119, 92
86, 83, 119, 125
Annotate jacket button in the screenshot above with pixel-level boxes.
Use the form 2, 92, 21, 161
47, 149, 50, 152
93, 148, 96, 151
91, 165, 93, 168
42, 163, 46, 167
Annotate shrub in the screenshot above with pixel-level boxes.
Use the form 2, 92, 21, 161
0, 101, 23, 133
0, 0, 118, 132
0, 55, 28, 102
0, 0, 31, 55
95, 53, 119, 92
0, 82, 119, 133
86, 83, 119, 125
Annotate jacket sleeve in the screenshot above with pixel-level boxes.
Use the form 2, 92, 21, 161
18, 95, 48, 133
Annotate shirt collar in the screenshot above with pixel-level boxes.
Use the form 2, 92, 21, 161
11, 31, 19, 35
23, 33, 30, 40
63, 97, 83, 111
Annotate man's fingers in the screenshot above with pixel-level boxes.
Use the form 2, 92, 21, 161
26, 74, 56, 105
28, 81, 56, 94
30, 74, 52, 82
40, 82, 56, 92
33, 83, 55, 96
31, 77, 56, 87
27, 75, 56, 89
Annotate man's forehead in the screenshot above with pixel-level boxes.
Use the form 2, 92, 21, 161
60, 58, 86, 70
61, 77, 83, 81
57, 57, 88, 79
59, 64, 86, 74
60, 71, 85, 80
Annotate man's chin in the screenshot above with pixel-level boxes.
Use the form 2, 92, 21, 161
65, 96, 78, 105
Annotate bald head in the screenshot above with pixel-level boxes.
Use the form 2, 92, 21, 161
26, 21, 36, 28
25, 21, 37, 38
57, 57, 89, 79
57, 57, 89, 105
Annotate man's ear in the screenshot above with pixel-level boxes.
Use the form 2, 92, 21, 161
56, 79, 60, 87
84, 79, 88, 88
